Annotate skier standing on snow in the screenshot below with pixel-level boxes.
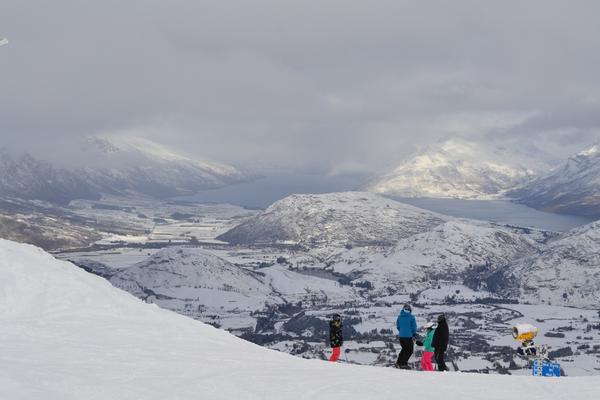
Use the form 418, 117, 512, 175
432, 314, 449, 371
394, 303, 418, 369
328, 314, 343, 362
419, 321, 436, 371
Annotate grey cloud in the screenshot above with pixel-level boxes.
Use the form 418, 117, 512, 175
1, 1, 600, 172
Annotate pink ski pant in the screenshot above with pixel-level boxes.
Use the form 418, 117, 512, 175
329, 346, 341, 362
421, 351, 434, 371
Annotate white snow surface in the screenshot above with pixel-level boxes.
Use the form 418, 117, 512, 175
366, 138, 550, 200
2, 239, 600, 399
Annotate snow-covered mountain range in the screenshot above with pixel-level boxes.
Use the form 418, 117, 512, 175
510, 144, 600, 217
355, 220, 541, 293
5, 238, 600, 399
353, 217, 600, 309
365, 138, 600, 217
365, 139, 553, 200
0, 149, 100, 204
217, 192, 448, 247
0, 137, 246, 204
214, 192, 599, 308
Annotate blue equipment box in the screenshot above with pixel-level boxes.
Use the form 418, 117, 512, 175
532, 360, 561, 377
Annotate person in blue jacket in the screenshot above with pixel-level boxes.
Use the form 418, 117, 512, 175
394, 303, 418, 369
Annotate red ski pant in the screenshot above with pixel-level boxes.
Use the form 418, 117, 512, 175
421, 351, 434, 371
329, 346, 341, 362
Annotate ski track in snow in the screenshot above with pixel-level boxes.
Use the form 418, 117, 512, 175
2, 239, 600, 399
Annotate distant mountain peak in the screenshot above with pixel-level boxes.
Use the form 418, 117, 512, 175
576, 143, 600, 158
85, 136, 121, 154
217, 191, 448, 247
365, 138, 552, 200
82, 135, 242, 177
436, 137, 478, 154
511, 142, 600, 217
94, 136, 190, 162
0, 137, 247, 204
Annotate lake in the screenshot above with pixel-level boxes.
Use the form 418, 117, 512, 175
393, 197, 595, 232
182, 172, 594, 232
182, 171, 369, 209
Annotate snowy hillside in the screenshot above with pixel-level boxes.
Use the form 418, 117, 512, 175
79, 136, 246, 198
213, 191, 587, 303
99, 246, 358, 330
510, 144, 600, 217
0, 137, 246, 204
366, 139, 551, 200
108, 247, 281, 328
3, 238, 600, 399
217, 192, 448, 247
0, 149, 100, 204
509, 221, 600, 308
111, 247, 271, 296
0, 211, 100, 251
353, 220, 542, 292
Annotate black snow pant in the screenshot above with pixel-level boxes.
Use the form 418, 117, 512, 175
435, 350, 448, 371
396, 338, 414, 366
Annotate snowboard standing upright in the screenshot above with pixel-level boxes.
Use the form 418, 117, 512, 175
329, 314, 343, 362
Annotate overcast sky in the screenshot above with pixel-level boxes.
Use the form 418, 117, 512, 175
2, 1, 600, 174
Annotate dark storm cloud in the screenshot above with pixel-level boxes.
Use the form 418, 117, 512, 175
1, 1, 600, 172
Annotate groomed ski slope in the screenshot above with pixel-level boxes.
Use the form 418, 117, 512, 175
1, 239, 599, 400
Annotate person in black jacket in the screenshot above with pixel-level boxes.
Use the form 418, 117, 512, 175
432, 313, 449, 371
329, 314, 343, 362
